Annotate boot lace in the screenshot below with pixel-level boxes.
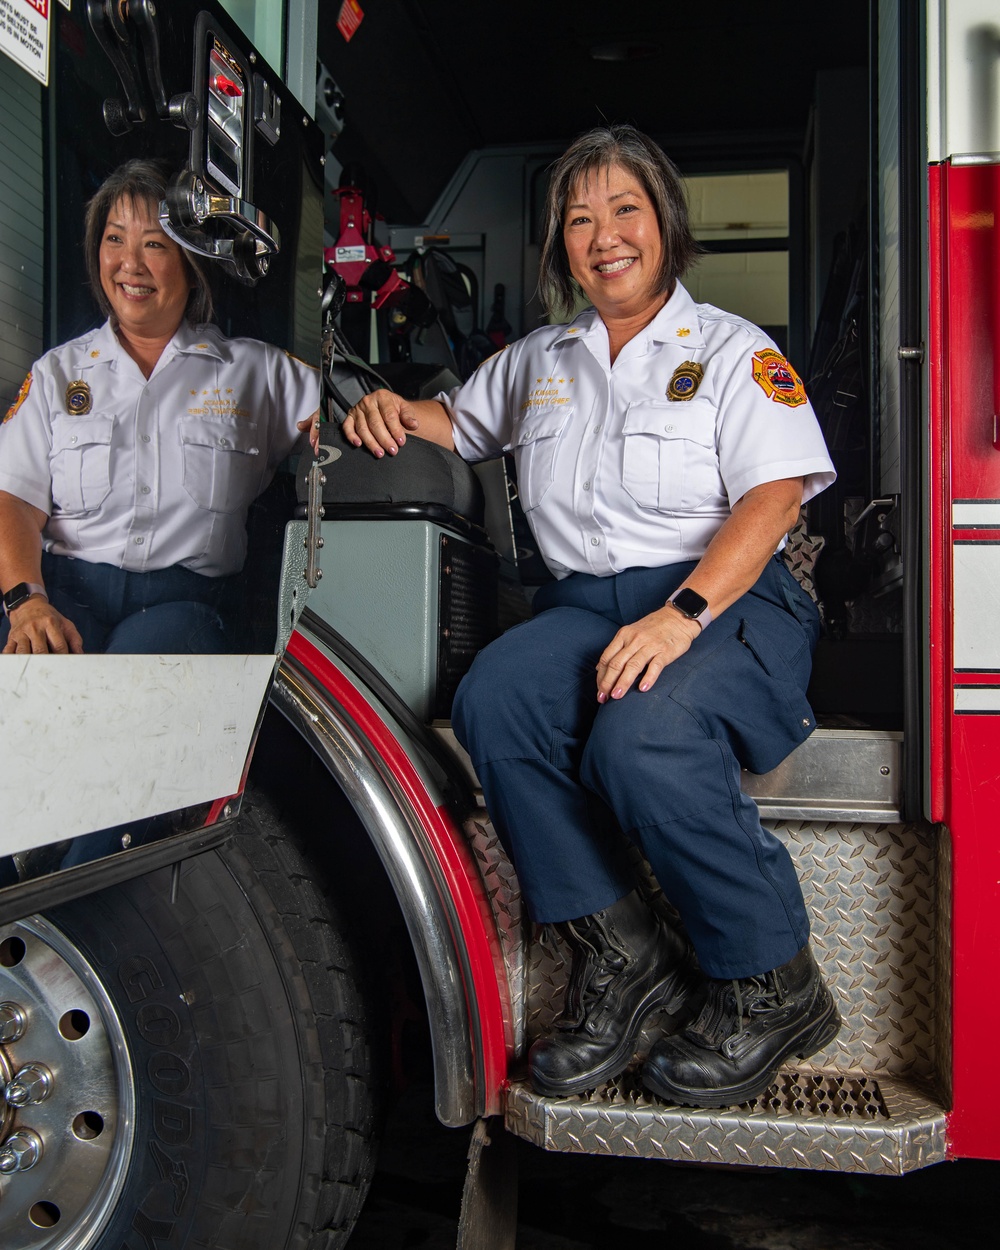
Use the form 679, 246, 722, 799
686, 971, 783, 1049
558, 919, 627, 1032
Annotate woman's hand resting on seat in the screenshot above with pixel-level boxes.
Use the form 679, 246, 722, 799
342, 390, 456, 455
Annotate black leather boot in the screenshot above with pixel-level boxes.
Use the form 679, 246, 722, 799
641, 944, 840, 1109
528, 891, 696, 1097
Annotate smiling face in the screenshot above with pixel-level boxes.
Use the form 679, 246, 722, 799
98, 196, 193, 344
562, 163, 666, 324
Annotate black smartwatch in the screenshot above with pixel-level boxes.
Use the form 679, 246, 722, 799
3, 582, 47, 616
667, 587, 712, 630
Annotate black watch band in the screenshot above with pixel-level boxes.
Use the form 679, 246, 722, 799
3, 582, 47, 616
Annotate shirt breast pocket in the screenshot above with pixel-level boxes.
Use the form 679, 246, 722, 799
50, 414, 114, 515
622, 399, 723, 512
510, 404, 571, 512
179, 418, 263, 514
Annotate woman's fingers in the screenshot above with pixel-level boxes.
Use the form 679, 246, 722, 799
342, 389, 415, 457
595, 609, 700, 701
297, 410, 321, 453
3, 604, 84, 654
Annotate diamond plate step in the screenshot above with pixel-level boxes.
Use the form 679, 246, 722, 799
505, 1071, 947, 1175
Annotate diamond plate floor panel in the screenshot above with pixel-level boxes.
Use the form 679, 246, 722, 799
505, 1072, 946, 1175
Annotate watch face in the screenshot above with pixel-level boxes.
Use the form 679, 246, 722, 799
3, 583, 30, 611
671, 588, 708, 619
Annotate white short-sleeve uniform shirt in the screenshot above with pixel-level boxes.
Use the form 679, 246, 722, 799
442, 282, 836, 580
0, 320, 317, 577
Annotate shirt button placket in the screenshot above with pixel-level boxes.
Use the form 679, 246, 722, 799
582, 379, 610, 572
131, 397, 156, 567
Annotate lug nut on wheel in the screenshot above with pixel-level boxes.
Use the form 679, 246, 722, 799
0, 1002, 26, 1043
0, 1129, 43, 1173
4, 1064, 53, 1106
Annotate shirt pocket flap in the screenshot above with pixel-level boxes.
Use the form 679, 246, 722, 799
51, 413, 114, 452
510, 404, 571, 448
179, 418, 261, 455
623, 399, 716, 448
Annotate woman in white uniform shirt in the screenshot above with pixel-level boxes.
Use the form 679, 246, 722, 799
0, 158, 318, 655
342, 125, 841, 1110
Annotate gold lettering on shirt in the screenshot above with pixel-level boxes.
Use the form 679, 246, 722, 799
520, 376, 574, 412
187, 397, 252, 418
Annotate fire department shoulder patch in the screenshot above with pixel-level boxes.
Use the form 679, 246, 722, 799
751, 349, 807, 407
4, 372, 32, 424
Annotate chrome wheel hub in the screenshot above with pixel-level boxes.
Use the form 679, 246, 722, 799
0, 916, 135, 1249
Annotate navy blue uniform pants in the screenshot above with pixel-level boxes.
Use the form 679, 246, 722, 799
0, 552, 234, 654
452, 557, 820, 980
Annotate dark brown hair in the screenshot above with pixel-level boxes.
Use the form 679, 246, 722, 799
84, 158, 213, 325
537, 124, 700, 318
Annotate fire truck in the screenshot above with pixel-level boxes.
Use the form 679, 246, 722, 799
0, 1, 997, 1246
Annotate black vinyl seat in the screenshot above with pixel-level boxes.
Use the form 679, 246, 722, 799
296, 420, 488, 538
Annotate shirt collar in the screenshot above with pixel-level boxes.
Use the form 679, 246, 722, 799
75, 320, 121, 369
552, 307, 601, 346
75, 320, 225, 371
552, 283, 706, 350
646, 283, 706, 349
162, 321, 225, 362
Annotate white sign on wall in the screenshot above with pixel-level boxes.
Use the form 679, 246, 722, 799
0, 0, 50, 87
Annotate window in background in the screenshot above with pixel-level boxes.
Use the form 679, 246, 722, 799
683, 171, 789, 352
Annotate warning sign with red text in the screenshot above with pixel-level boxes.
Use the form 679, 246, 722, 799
337, 0, 364, 42
0, 0, 50, 86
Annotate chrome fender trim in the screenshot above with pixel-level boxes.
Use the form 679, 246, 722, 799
271, 655, 480, 1127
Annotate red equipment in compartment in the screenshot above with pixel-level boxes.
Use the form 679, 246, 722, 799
324, 174, 407, 309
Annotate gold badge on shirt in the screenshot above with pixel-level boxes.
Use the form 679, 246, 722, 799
65, 380, 93, 415
666, 361, 704, 401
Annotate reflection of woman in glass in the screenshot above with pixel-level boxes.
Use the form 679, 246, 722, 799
0, 159, 318, 655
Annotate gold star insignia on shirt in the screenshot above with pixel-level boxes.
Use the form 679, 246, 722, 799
90, 350, 100, 358
567, 328, 579, 334
677, 328, 691, 337
190, 389, 197, 396
226, 388, 233, 394
212, 389, 221, 394
536, 378, 543, 383
558, 378, 565, 384
196, 344, 209, 350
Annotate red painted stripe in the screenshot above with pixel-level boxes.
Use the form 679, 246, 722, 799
930, 161, 1000, 1161
287, 630, 508, 1110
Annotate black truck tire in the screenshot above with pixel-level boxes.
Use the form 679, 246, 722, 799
0, 786, 377, 1250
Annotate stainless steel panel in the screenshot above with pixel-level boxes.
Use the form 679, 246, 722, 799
741, 730, 903, 822
505, 1074, 947, 1175
464, 813, 529, 1057
776, 819, 940, 1079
